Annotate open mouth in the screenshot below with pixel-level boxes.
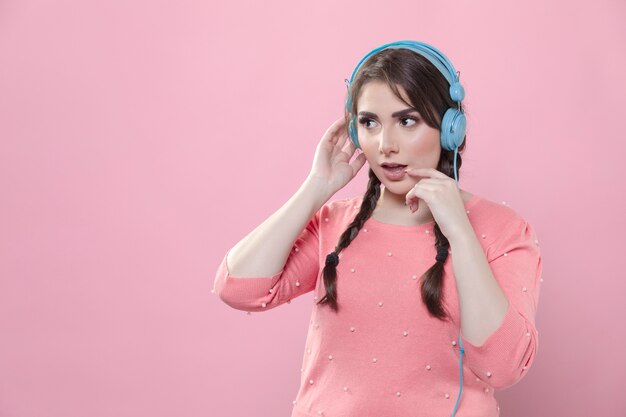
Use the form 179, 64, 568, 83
381, 164, 408, 180
381, 164, 407, 171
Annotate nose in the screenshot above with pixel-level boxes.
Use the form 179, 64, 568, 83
378, 129, 398, 155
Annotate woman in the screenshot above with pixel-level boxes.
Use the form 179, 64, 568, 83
214, 40, 543, 417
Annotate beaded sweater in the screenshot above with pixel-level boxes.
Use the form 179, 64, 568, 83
213, 193, 543, 417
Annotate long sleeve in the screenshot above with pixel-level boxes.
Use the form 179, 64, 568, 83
214, 206, 322, 312
460, 218, 543, 390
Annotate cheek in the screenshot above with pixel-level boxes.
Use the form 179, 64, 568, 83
407, 133, 441, 153
404, 142, 435, 157
360, 142, 377, 158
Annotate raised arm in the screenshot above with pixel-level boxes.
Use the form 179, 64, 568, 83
225, 177, 330, 279
213, 116, 367, 311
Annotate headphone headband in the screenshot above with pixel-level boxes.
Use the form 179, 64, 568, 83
347, 40, 459, 89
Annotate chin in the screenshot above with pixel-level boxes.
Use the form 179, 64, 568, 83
379, 178, 413, 195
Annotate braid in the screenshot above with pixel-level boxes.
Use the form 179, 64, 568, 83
420, 150, 464, 321
317, 156, 461, 321
422, 222, 451, 320
316, 169, 381, 313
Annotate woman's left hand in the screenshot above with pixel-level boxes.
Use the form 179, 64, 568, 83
404, 167, 472, 240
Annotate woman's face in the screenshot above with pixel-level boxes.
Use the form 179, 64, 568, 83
355, 80, 441, 197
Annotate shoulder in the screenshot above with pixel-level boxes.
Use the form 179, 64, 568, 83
470, 194, 540, 258
319, 196, 362, 227
319, 195, 362, 221
471, 194, 527, 228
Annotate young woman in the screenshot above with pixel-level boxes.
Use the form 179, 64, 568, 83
214, 40, 543, 417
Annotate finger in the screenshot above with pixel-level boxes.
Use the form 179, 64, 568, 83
350, 152, 367, 176
341, 134, 357, 154
405, 187, 415, 202
326, 117, 347, 141
406, 196, 420, 212
409, 177, 448, 185
334, 124, 350, 147
328, 116, 346, 131
405, 183, 429, 202
404, 167, 447, 179
405, 186, 423, 210
336, 129, 350, 150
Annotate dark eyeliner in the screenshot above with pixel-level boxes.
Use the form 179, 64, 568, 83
358, 116, 418, 126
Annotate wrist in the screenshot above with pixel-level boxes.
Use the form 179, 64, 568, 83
448, 221, 477, 248
301, 176, 333, 207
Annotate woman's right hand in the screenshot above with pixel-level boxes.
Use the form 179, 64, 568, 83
306, 116, 367, 198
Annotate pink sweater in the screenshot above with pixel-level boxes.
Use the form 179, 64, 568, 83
213, 193, 542, 417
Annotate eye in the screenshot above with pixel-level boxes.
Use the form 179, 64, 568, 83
358, 116, 419, 129
358, 117, 376, 128
400, 117, 419, 127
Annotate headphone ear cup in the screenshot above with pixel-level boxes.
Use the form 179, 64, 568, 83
440, 108, 466, 151
348, 116, 361, 149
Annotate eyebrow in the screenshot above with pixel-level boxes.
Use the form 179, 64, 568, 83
358, 108, 419, 118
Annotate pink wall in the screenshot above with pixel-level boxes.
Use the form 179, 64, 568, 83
1, 0, 625, 416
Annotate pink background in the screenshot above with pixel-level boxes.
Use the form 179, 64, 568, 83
1, 0, 625, 416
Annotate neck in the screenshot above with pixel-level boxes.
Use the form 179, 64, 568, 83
374, 185, 434, 224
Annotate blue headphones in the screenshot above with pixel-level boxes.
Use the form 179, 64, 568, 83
344, 40, 467, 185
345, 40, 467, 417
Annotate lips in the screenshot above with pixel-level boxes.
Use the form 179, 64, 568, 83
381, 163, 407, 169
381, 164, 407, 180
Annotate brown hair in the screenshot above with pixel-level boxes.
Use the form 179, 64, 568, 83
317, 47, 468, 321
